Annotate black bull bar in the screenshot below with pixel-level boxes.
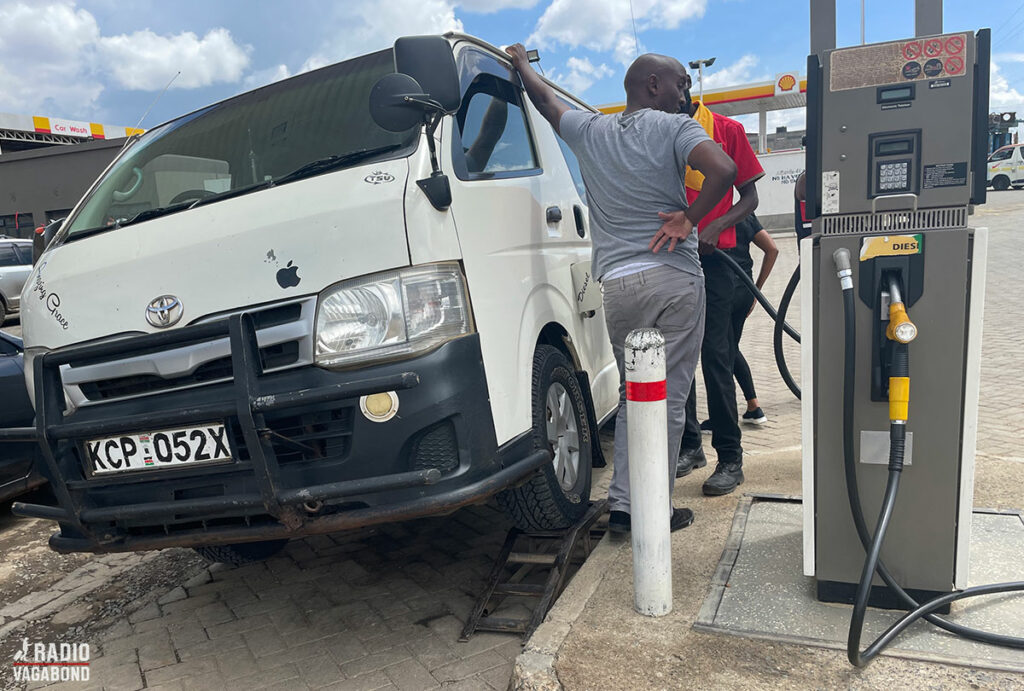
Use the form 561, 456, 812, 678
0, 314, 549, 553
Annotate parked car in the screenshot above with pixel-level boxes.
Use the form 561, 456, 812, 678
7, 34, 616, 564
987, 143, 1024, 190
0, 331, 46, 504
0, 238, 32, 325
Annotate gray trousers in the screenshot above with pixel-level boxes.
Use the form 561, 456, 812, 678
602, 264, 706, 515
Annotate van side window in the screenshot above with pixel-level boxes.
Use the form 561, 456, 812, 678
453, 74, 540, 179
989, 148, 1013, 161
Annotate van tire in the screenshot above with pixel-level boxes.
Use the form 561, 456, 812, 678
992, 175, 1010, 191
498, 345, 593, 531
193, 539, 288, 566
0, 299, 6, 326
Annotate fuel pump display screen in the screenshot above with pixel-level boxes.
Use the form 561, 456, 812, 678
878, 86, 914, 103
877, 140, 913, 155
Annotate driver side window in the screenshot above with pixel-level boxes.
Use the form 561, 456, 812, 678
453, 74, 540, 179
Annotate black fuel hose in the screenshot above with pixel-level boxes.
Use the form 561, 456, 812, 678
713, 249, 802, 399
715, 250, 800, 342
833, 251, 1024, 667
773, 266, 802, 400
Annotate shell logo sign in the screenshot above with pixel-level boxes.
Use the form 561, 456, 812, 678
775, 72, 798, 95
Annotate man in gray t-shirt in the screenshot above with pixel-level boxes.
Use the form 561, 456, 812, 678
506, 44, 737, 534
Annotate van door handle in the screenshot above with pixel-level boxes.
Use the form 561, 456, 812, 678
572, 205, 585, 238
546, 206, 562, 224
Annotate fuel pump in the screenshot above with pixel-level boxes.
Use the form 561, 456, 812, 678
799, 23, 1024, 667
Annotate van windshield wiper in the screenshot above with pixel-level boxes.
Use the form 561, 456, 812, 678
274, 144, 404, 186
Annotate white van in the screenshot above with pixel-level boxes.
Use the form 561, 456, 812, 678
12, 34, 618, 563
987, 142, 1024, 190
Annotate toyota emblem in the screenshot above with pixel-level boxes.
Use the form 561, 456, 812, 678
145, 295, 183, 328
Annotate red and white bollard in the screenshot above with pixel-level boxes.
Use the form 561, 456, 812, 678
625, 328, 672, 617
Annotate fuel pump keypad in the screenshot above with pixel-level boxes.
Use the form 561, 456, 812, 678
877, 160, 911, 192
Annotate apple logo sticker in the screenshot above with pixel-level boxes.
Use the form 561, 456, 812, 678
276, 260, 301, 289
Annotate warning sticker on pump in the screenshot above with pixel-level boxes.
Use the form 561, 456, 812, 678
822, 171, 840, 214
860, 234, 923, 261
923, 162, 968, 188
830, 32, 968, 91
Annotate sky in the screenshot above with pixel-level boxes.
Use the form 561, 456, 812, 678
1, 0, 1022, 136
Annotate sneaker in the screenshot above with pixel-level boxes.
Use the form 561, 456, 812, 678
700, 419, 713, 434
608, 510, 630, 536
605, 508, 695, 534
742, 408, 768, 425
676, 446, 708, 478
702, 461, 745, 496
670, 507, 695, 531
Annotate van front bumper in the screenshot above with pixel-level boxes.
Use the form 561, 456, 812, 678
11, 314, 545, 554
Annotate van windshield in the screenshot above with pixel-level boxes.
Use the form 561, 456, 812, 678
64, 49, 416, 240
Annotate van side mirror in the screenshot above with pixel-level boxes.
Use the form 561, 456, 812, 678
32, 219, 62, 265
394, 36, 460, 114
369, 36, 461, 133
369, 35, 460, 213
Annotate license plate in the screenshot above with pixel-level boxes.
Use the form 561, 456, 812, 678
85, 423, 232, 476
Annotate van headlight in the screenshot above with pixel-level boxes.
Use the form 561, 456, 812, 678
314, 262, 473, 368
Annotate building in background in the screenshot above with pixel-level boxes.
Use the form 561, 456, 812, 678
0, 113, 141, 239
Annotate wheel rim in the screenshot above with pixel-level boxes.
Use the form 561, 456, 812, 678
545, 382, 580, 492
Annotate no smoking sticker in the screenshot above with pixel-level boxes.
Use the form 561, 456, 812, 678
924, 38, 943, 57
945, 36, 964, 54
945, 56, 965, 75
902, 41, 922, 61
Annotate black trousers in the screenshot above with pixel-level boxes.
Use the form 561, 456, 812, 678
731, 275, 757, 401
682, 252, 742, 464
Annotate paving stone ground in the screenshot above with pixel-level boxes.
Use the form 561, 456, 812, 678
21, 505, 532, 691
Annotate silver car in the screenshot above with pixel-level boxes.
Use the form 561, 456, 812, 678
0, 238, 32, 325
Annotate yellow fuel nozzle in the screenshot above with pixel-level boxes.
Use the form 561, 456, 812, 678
886, 301, 918, 343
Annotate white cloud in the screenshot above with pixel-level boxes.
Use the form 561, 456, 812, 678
299, 0, 463, 74
0, 1, 103, 116
528, 0, 706, 66
98, 28, 250, 91
995, 52, 1024, 63
990, 60, 1024, 118
549, 56, 614, 95
0, 1, 250, 118
700, 55, 768, 89
457, 0, 540, 12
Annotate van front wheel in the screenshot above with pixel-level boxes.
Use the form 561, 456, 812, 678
498, 346, 593, 531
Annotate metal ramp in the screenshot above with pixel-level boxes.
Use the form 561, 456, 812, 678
460, 499, 607, 642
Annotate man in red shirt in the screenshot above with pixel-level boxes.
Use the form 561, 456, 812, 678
676, 74, 765, 496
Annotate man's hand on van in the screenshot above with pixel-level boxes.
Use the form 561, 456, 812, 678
505, 43, 529, 70
651, 211, 695, 254
504, 43, 569, 133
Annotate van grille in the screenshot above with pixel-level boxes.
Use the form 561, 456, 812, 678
79, 341, 300, 401
230, 408, 355, 465
62, 297, 316, 409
